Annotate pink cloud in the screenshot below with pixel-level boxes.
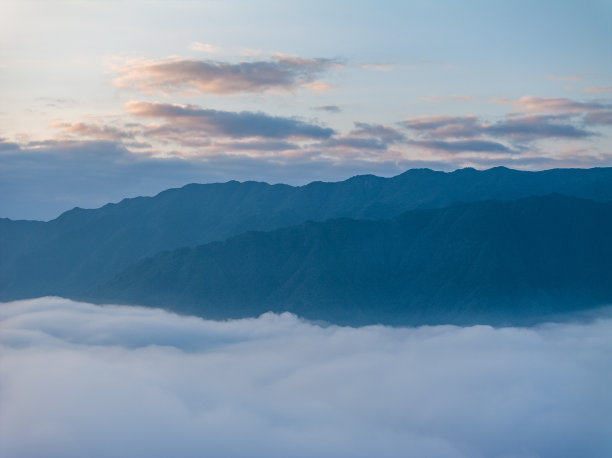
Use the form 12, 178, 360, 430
585, 86, 612, 93
188, 42, 222, 53
114, 56, 337, 96
51, 121, 137, 141
512, 96, 607, 113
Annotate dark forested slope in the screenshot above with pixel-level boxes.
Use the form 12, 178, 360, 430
86, 194, 612, 326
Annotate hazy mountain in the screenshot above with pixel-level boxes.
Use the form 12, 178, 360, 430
86, 194, 612, 326
2, 166, 612, 300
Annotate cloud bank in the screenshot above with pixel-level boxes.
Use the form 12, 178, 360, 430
4, 90, 611, 221
1, 297, 611, 458
0, 139, 429, 221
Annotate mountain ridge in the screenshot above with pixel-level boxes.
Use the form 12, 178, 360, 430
2, 166, 612, 305
6, 165, 612, 223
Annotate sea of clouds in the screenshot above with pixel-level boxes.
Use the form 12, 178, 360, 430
1, 297, 611, 458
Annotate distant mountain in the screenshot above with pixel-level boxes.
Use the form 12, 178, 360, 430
2, 166, 612, 301
86, 195, 612, 326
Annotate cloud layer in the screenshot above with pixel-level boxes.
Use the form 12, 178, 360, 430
2, 297, 611, 458
126, 101, 335, 139
3, 92, 612, 220
0, 139, 424, 220
115, 56, 336, 95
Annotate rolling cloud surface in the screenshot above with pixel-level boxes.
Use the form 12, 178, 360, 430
1, 297, 611, 458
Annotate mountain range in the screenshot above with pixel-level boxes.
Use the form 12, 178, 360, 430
2, 166, 612, 325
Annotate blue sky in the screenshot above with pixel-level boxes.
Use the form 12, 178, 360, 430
1, 0, 611, 220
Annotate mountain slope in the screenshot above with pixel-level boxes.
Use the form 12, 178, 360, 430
3, 166, 612, 300
86, 194, 612, 326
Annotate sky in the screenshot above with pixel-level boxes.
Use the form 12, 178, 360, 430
2, 297, 611, 458
1, 0, 611, 220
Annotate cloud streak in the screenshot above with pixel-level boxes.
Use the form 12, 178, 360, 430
585, 86, 612, 93
114, 56, 337, 95
401, 116, 481, 138
485, 114, 593, 139
407, 138, 512, 153
315, 105, 341, 113
52, 121, 137, 141
126, 101, 335, 140
188, 42, 222, 53
545, 74, 582, 82
512, 96, 611, 114
402, 114, 594, 141
1, 297, 611, 458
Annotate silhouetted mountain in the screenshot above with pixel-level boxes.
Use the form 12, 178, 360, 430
86, 195, 612, 326
2, 166, 612, 300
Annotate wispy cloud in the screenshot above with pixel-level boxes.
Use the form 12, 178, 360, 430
360, 64, 394, 72
325, 136, 390, 151
188, 42, 222, 53
1, 297, 611, 458
419, 95, 475, 103
114, 56, 338, 95
36, 97, 76, 109
315, 105, 341, 113
239, 48, 266, 57
546, 74, 582, 82
401, 116, 481, 138
512, 96, 611, 114
584, 86, 612, 93
351, 122, 405, 143
491, 96, 612, 129
211, 139, 300, 153
407, 138, 513, 153
301, 81, 334, 93
52, 121, 137, 141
